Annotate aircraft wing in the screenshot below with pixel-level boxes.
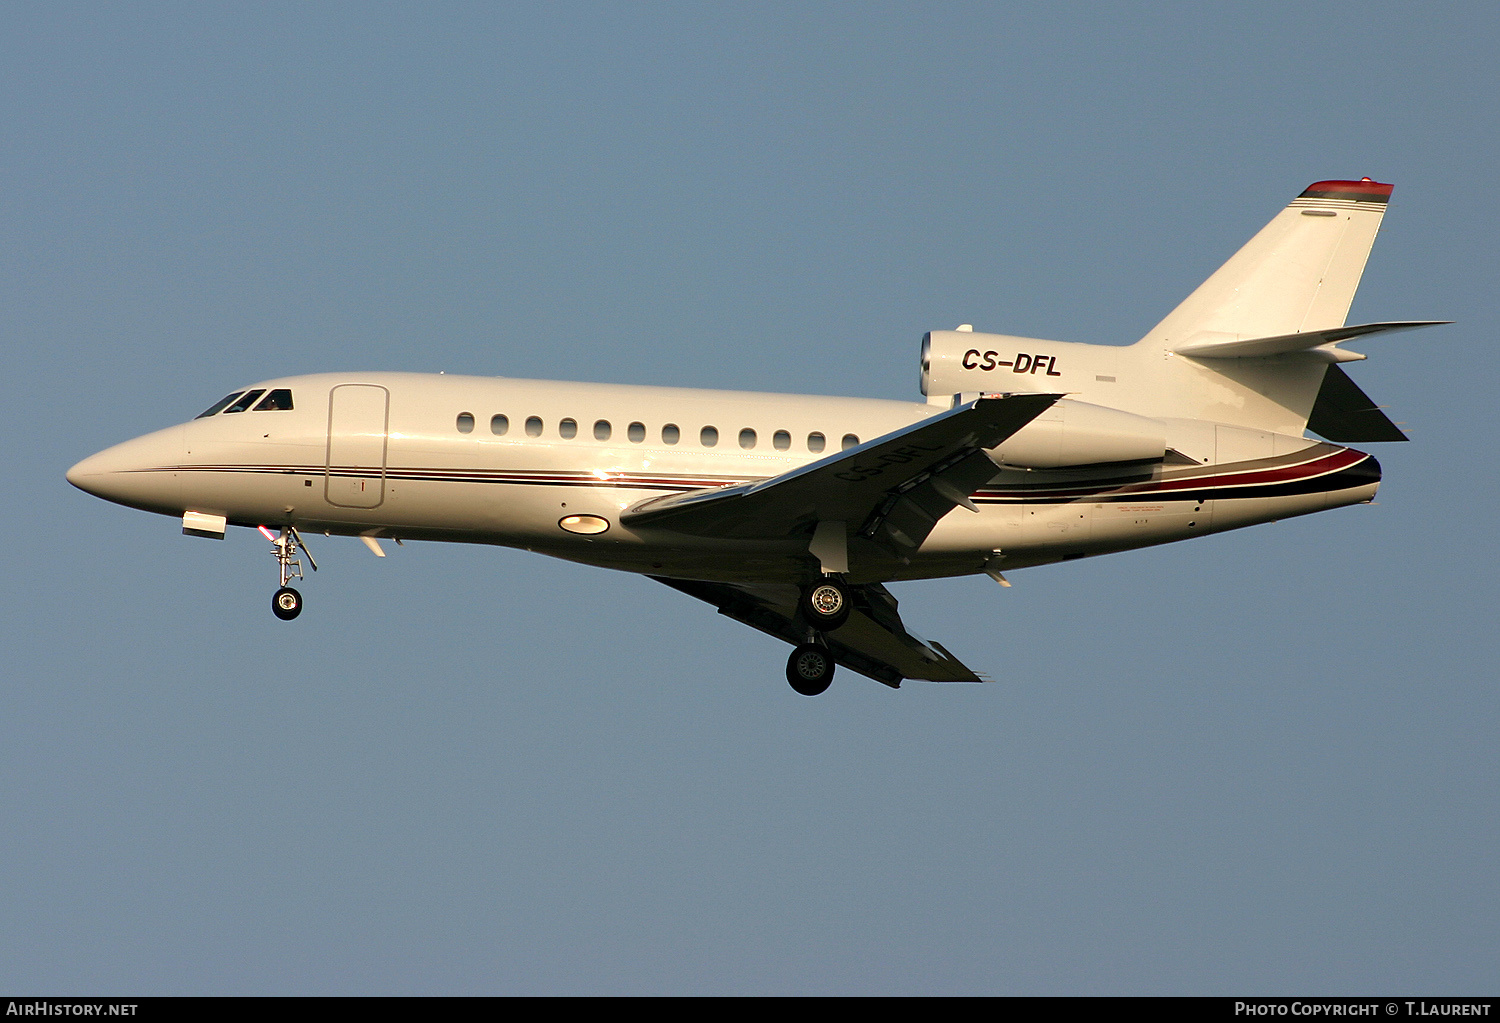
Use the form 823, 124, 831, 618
652, 577, 982, 686
622, 392, 1061, 556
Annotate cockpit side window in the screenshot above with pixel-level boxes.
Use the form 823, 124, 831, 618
254, 389, 294, 411
224, 390, 266, 413
196, 392, 245, 419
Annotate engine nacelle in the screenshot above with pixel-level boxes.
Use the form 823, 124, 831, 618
989, 399, 1166, 468
922, 329, 1090, 398
921, 328, 1164, 467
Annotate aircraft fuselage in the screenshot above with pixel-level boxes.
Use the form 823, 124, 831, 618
67, 371, 1380, 587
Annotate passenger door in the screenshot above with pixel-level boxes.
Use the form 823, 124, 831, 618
325, 384, 389, 508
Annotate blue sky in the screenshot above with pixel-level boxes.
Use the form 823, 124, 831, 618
3, 1, 1496, 994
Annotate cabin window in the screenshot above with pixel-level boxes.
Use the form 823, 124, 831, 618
196, 392, 244, 418
662, 423, 680, 445
456, 412, 475, 433
807, 432, 826, 453
559, 418, 578, 439
739, 428, 756, 449
491, 414, 509, 436
594, 420, 611, 441
628, 422, 646, 443
842, 433, 860, 450
254, 389, 294, 411
773, 430, 791, 451
525, 416, 543, 437
224, 390, 266, 414
700, 426, 719, 447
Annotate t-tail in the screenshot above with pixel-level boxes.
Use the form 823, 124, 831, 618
1136, 178, 1446, 441
921, 179, 1447, 449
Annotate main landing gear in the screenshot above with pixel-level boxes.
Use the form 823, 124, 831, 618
799, 578, 850, 632
786, 643, 835, 697
261, 525, 316, 621
785, 577, 850, 695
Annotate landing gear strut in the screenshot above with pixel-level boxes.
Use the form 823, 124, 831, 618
799, 578, 850, 632
786, 643, 835, 696
261, 525, 316, 621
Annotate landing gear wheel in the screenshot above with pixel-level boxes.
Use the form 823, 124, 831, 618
272, 586, 303, 621
800, 580, 850, 631
786, 644, 835, 696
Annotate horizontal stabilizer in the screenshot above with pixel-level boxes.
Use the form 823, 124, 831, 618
1306, 365, 1408, 443
1175, 320, 1450, 360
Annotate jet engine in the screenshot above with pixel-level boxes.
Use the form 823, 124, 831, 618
988, 399, 1166, 468
921, 329, 1166, 468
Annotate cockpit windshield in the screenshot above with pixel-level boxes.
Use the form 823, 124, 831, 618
254, 389, 294, 411
196, 387, 296, 418
196, 392, 244, 418
223, 390, 266, 413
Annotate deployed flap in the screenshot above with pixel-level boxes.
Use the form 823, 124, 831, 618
653, 577, 983, 686
1306, 365, 1408, 443
1175, 320, 1449, 359
622, 393, 1061, 551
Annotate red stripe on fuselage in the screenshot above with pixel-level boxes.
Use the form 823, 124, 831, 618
974, 449, 1365, 502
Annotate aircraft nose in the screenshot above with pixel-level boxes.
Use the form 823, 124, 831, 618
65, 450, 111, 493
66, 426, 185, 512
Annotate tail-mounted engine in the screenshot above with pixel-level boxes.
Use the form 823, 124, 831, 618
922, 329, 1166, 468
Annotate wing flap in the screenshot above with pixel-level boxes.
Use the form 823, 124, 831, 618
654, 577, 983, 686
863, 447, 1006, 551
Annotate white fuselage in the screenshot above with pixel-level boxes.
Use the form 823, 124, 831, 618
67, 371, 1380, 586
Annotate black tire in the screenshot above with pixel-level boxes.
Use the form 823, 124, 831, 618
786, 644, 835, 696
800, 579, 850, 631
272, 586, 303, 621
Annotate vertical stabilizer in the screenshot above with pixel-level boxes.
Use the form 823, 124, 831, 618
1135, 180, 1399, 436
1139, 179, 1391, 352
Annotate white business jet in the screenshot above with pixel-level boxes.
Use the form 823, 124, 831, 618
68, 179, 1442, 695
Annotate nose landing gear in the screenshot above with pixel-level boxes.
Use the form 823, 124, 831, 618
272, 586, 303, 620
260, 525, 316, 621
